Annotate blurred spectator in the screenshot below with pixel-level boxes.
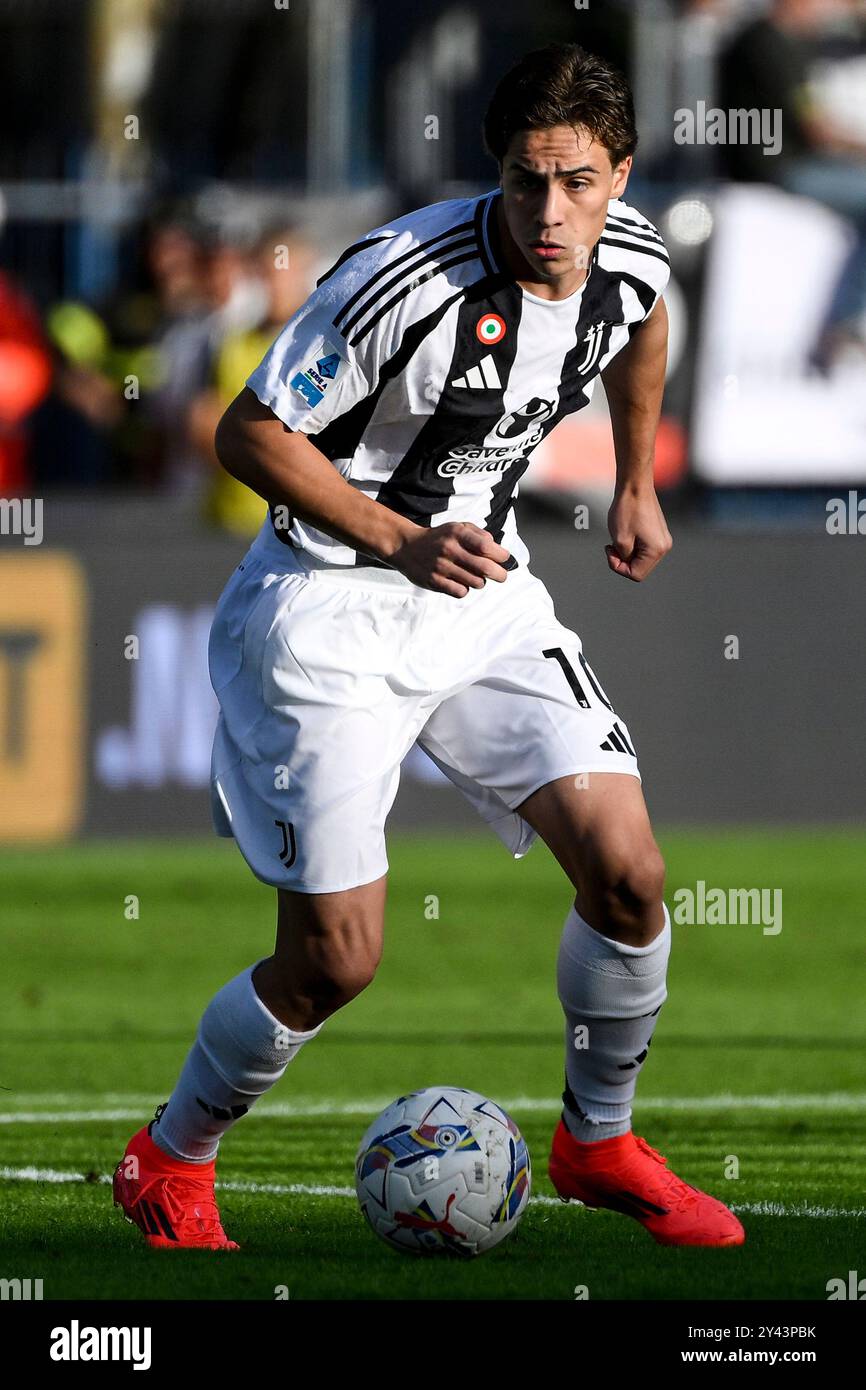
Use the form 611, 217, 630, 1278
720, 0, 866, 361
147, 220, 267, 499
31, 296, 141, 493
144, 213, 210, 323
187, 225, 316, 537
30, 206, 209, 492
93, 209, 210, 488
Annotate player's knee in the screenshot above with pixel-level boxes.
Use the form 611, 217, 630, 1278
306, 944, 381, 1016
590, 842, 666, 946
265, 950, 379, 1029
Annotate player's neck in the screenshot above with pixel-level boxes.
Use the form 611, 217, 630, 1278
495, 197, 589, 303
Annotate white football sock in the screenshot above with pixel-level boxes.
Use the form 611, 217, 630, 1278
151, 960, 323, 1163
556, 902, 671, 1142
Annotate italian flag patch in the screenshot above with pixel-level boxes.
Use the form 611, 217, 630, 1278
476, 313, 506, 345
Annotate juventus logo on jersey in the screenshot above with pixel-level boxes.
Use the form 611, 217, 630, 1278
451, 354, 502, 390
576, 320, 607, 375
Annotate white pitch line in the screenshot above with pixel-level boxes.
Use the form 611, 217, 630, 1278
0, 1167, 357, 1198
0, 1167, 863, 1219
2, 1092, 866, 1125
0, 1109, 147, 1126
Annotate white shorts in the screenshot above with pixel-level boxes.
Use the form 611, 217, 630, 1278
208, 533, 641, 893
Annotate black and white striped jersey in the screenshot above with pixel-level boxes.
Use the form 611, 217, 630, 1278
246, 187, 670, 567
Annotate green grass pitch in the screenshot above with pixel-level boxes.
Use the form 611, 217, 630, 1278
0, 828, 864, 1301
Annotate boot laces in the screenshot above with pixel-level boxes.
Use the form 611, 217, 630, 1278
633, 1135, 702, 1213
132, 1169, 229, 1243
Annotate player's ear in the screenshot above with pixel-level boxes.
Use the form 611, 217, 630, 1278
610, 155, 632, 200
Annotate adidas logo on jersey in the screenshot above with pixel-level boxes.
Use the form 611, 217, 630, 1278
600, 721, 636, 756
451, 355, 501, 390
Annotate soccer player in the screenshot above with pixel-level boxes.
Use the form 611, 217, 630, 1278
114, 43, 744, 1250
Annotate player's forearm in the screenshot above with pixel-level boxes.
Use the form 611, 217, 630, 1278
215, 388, 420, 562
601, 299, 668, 492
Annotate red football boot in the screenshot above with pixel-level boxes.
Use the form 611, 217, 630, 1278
549, 1118, 745, 1247
113, 1112, 239, 1251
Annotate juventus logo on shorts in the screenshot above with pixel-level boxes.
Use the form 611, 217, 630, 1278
275, 819, 297, 866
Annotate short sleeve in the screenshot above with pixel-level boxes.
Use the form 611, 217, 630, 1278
600, 199, 671, 329
643, 265, 670, 324
245, 271, 381, 433
641, 231, 670, 324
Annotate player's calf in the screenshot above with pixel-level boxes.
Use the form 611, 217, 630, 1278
131, 883, 384, 1177
115, 884, 386, 1245
146, 958, 326, 1167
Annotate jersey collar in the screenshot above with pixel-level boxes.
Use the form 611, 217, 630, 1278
479, 188, 506, 279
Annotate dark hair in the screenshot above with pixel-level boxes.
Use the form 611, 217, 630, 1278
483, 42, 638, 169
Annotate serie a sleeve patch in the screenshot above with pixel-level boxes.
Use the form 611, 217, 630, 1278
289, 339, 345, 408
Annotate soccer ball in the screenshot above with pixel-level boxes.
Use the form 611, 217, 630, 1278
354, 1086, 531, 1257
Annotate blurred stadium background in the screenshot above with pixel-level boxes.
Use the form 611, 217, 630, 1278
1, 0, 865, 842
1, 0, 866, 1305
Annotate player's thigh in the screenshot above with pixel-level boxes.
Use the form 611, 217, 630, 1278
211, 562, 422, 894
420, 569, 665, 939
418, 569, 644, 833
254, 877, 388, 1030
517, 771, 666, 942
